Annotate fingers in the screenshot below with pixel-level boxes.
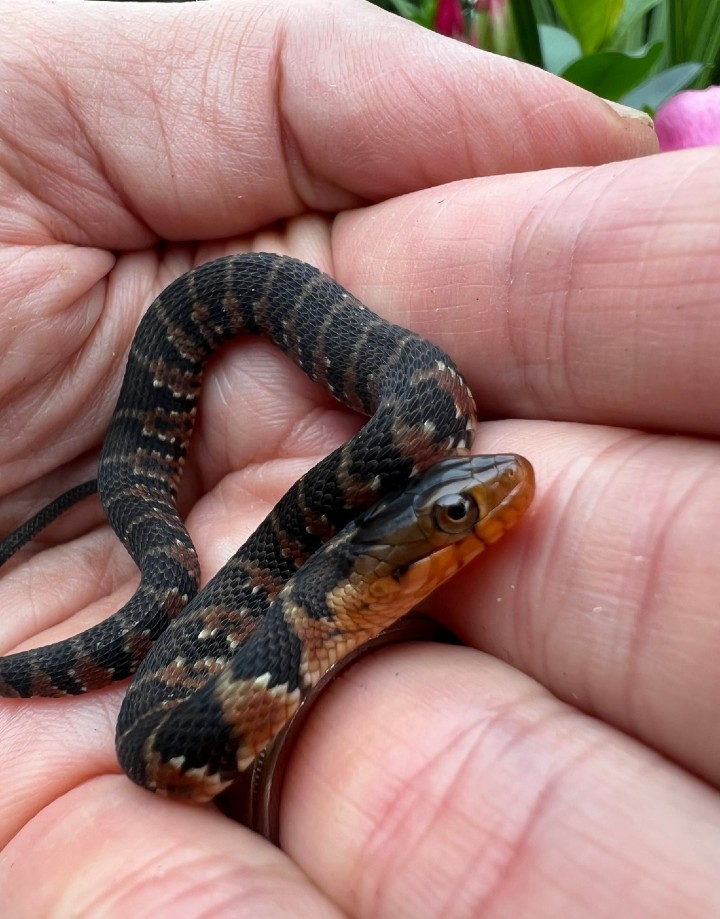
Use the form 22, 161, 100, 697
436, 418, 720, 789
334, 147, 720, 435
266, 1, 655, 203
0, 778, 343, 918
3, 412, 715, 807
2, 0, 655, 245
3, 617, 714, 915
156, 396, 720, 789
3, 643, 716, 916
281, 644, 720, 918
0, 690, 120, 849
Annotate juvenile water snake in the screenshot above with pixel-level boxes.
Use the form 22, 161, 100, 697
0, 253, 534, 802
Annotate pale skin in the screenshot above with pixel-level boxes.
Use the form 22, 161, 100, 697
0, 0, 718, 915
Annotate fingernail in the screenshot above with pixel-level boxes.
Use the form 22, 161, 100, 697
601, 98, 654, 127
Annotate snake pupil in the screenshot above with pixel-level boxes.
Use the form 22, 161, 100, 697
446, 502, 467, 520
433, 494, 479, 533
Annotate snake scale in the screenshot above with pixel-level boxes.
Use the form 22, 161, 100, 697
0, 253, 534, 802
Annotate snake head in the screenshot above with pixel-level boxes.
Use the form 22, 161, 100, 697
352, 453, 535, 557
312, 453, 536, 632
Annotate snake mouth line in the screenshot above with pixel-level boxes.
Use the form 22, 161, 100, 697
471, 454, 535, 546
382, 453, 534, 605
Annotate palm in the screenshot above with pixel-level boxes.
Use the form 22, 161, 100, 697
2, 1, 719, 916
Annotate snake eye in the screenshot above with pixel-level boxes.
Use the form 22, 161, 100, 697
432, 493, 479, 534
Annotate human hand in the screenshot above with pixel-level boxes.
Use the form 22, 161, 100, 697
4, 1, 716, 916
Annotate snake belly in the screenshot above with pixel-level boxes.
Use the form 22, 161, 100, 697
0, 252, 487, 798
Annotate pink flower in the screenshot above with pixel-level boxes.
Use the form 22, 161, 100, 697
470, 0, 511, 53
473, 0, 507, 15
435, 0, 465, 39
655, 86, 720, 151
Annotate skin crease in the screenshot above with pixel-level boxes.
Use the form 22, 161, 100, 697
0, 0, 719, 915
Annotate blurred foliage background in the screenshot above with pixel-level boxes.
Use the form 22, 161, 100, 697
370, 0, 719, 113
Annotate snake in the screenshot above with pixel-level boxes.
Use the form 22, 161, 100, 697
0, 252, 534, 803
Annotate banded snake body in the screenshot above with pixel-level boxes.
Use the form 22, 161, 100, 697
0, 253, 534, 803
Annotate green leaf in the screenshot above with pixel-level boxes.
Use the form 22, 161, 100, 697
552, 0, 624, 54
388, 0, 437, 27
621, 62, 705, 112
539, 24, 581, 74
668, 0, 720, 88
561, 42, 664, 99
509, 0, 544, 68
612, 0, 664, 47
